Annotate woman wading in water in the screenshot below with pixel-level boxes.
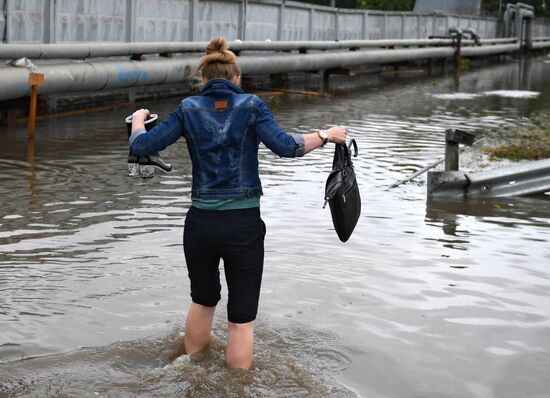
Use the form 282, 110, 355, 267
130, 37, 347, 369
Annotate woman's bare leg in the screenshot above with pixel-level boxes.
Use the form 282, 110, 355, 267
226, 321, 254, 369
184, 303, 216, 355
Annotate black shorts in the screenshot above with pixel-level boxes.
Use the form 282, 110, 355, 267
183, 206, 265, 324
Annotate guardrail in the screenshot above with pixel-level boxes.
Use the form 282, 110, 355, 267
428, 159, 550, 198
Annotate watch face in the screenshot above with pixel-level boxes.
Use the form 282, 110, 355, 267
320, 130, 328, 139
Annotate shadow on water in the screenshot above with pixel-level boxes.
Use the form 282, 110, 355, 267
0, 322, 354, 398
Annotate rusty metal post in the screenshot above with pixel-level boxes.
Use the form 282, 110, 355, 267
27, 72, 44, 142
453, 31, 462, 90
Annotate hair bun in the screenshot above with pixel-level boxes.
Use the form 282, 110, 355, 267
202, 36, 236, 65
206, 37, 229, 55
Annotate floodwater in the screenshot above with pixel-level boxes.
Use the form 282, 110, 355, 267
1, 57, 550, 397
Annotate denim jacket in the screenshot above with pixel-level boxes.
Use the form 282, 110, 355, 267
130, 79, 305, 199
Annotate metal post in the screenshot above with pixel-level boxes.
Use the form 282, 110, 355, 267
239, 0, 247, 40
277, 2, 284, 41
335, 9, 339, 41
44, 0, 55, 43
382, 13, 387, 39
445, 135, 459, 171
5, 0, 11, 43
417, 14, 421, 39
401, 13, 405, 39
362, 12, 367, 40
27, 72, 44, 143
444, 129, 475, 171
308, 7, 314, 41
188, 0, 198, 41
125, 0, 134, 42
454, 30, 462, 84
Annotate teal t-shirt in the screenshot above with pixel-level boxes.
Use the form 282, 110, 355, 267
192, 197, 260, 210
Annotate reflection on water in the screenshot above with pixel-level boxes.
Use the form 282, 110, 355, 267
1, 58, 550, 397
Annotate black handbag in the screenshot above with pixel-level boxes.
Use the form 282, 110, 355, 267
323, 139, 361, 242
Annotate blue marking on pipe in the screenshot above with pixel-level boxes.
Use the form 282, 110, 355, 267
117, 64, 149, 82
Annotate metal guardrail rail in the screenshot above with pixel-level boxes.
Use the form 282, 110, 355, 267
427, 150, 550, 199
466, 159, 550, 198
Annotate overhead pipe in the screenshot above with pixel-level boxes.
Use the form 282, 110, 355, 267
0, 38, 517, 60
1, 48, 457, 101
0, 39, 535, 103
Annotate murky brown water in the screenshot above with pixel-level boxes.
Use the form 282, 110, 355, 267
1, 58, 550, 397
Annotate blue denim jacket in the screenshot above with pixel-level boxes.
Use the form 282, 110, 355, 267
130, 79, 305, 199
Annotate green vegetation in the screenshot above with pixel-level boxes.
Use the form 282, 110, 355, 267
300, 0, 549, 16
482, 0, 550, 17
297, 0, 414, 10
356, 0, 414, 10
484, 112, 550, 161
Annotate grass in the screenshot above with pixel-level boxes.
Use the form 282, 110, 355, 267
483, 111, 550, 161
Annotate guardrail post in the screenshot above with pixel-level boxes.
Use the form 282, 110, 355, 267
444, 129, 475, 171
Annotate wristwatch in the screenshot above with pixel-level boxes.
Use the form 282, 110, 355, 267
318, 129, 329, 146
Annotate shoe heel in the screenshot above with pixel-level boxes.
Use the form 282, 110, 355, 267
139, 165, 155, 178
128, 163, 141, 177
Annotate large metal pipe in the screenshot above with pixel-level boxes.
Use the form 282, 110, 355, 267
461, 43, 521, 56
0, 48, 456, 101
0, 38, 535, 102
0, 38, 517, 60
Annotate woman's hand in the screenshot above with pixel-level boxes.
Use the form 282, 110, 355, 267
327, 126, 347, 145
132, 108, 150, 123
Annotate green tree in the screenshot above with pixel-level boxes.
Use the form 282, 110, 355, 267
482, 0, 549, 17
356, 0, 414, 10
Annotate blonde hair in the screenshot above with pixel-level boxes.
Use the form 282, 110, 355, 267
199, 37, 240, 81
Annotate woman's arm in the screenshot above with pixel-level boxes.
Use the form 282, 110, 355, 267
129, 108, 185, 157
253, 96, 347, 157
302, 126, 347, 155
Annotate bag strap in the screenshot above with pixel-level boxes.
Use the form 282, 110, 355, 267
348, 138, 358, 157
